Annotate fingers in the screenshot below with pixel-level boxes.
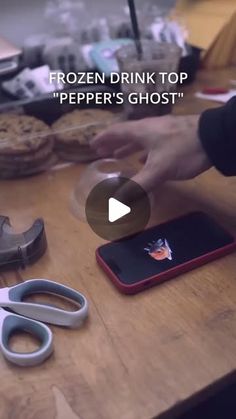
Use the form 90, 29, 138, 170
91, 121, 142, 157
131, 169, 158, 195
114, 143, 142, 159
115, 156, 167, 206
139, 153, 148, 164
95, 146, 112, 158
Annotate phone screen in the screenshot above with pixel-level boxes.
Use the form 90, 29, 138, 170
98, 212, 235, 285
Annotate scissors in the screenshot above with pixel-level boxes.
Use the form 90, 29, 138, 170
0, 279, 88, 367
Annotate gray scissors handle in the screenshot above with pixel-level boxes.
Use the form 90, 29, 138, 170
1, 279, 88, 328
0, 309, 53, 367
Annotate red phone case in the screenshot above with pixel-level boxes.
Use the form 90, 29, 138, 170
96, 215, 236, 295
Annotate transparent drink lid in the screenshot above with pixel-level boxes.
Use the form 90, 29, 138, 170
71, 158, 138, 222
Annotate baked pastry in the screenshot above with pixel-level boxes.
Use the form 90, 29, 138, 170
52, 109, 117, 163
0, 113, 55, 179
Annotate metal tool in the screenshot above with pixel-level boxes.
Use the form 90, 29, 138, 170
0, 216, 47, 271
0, 279, 88, 367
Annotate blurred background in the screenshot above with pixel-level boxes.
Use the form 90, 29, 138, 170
1, 0, 176, 46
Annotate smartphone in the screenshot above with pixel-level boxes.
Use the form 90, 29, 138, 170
96, 212, 236, 294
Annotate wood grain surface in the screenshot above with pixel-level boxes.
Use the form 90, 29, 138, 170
0, 68, 236, 419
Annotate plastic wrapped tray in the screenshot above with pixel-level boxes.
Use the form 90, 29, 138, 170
0, 85, 121, 179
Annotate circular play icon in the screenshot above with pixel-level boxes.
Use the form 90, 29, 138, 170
85, 177, 151, 241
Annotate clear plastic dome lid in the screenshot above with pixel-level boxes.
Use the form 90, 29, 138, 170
71, 158, 138, 222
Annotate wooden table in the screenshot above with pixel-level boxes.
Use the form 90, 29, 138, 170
0, 68, 236, 419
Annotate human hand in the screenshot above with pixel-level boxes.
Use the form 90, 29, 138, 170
91, 115, 212, 193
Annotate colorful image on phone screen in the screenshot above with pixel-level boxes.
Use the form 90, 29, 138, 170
144, 239, 173, 261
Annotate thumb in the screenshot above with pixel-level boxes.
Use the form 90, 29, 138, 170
115, 157, 166, 205
131, 155, 167, 194
90, 120, 141, 152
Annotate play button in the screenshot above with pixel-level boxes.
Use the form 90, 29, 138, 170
85, 177, 151, 241
108, 198, 131, 223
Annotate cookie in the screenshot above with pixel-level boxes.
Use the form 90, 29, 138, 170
0, 113, 55, 179
0, 139, 54, 165
52, 109, 117, 163
53, 109, 116, 145
0, 154, 57, 179
0, 114, 52, 154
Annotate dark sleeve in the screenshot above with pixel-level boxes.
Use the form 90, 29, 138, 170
199, 97, 236, 176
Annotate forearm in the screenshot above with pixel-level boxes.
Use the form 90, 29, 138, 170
199, 97, 236, 176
